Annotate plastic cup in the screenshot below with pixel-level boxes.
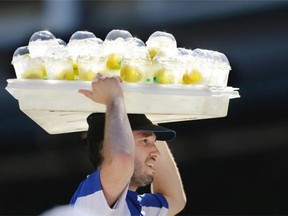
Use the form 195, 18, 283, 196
77, 56, 107, 81
44, 47, 74, 80
146, 31, 177, 60
152, 57, 184, 84
12, 46, 46, 79
191, 48, 231, 87
177, 48, 203, 85
120, 37, 152, 83
103, 29, 133, 75
68, 31, 103, 79
120, 58, 151, 83
28, 30, 58, 58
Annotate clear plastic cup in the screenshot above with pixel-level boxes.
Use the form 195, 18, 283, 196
152, 56, 184, 84
44, 46, 74, 80
120, 37, 152, 83
77, 55, 107, 81
103, 29, 133, 75
68, 31, 103, 57
191, 48, 231, 87
146, 31, 177, 60
12, 46, 46, 79
177, 48, 203, 85
120, 58, 151, 83
67, 31, 103, 79
28, 30, 58, 58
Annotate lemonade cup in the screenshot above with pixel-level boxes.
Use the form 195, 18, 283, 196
77, 56, 107, 81
13, 55, 45, 79
12, 46, 46, 79
146, 31, 177, 60
67, 31, 103, 80
152, 57, 184, 84
44, 57, 74, 80
120, 58, 151, 83
44, 46, 74, 80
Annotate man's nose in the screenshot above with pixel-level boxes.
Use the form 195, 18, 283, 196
150, 143, 160, 158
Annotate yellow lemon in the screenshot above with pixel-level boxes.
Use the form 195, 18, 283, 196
22, 69, 45, 79
54, 70, 74, 80
153, 69, 175, 84
148, 48, 159, 60
73, 61, 79, 76
106, 53, 121, 70
182, 69, 202, 84
43, 66, 47, 78
120, 65, 143, 83
79, 71, 96, 81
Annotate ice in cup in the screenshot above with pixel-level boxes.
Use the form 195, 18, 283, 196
44, 46, 74, 80
28, 30, 58, 58
120, 37, 152, 83
209, 50, 231, 87
152, 54, 184, 84
77, 55, 107, 81
103, 29, 133, 75
178, 48, 203, 85
192, 48, 231, 87
146, 31, 178, 60
67, 31, 103, 79
12, 46, 46, 79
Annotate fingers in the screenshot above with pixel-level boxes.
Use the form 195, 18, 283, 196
94, 73, 103, 80
93, 73, 122, 82
78, 74, 123, 104
78, 89, 93, 99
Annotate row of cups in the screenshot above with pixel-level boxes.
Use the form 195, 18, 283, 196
12, 29, 231, 86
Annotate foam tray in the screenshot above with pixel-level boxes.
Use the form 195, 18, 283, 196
6, 79, 240, 134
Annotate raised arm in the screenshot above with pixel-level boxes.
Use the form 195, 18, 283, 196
79, 74, 135, 207
152, 141, 186, 216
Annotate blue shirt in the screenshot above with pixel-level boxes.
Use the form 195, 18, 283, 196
70, 169, 169, 216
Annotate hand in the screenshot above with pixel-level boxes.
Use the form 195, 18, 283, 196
79, 73, 124, 105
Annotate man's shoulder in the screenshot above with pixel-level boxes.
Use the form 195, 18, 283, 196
72, 169, 102, 199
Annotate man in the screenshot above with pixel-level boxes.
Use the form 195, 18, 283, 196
70, 74, 186, 216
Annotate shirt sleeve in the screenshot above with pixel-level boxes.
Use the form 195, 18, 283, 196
138, 193, 169, 216
70, 169, 129, 216
70, 169, 102, 205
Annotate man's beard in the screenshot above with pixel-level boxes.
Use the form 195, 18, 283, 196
130, 158, 153, 187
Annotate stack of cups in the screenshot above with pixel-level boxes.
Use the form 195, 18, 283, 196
11, 29, 231, 87
68, 31, 104, 81
146, 31, 184, 84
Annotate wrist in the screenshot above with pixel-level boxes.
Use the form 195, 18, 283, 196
106, 95, 125, 111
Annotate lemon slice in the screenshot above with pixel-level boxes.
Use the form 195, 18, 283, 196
153, 69, 175, 84
73, 61, 79, 76
22, 69, 45, 79
182, 69, 202, 84
120, 65, 143, 82
79, 71, 96, 81
54, 70, 74, 80
106, 53, 121, 70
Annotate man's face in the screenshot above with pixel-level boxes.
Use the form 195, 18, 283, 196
130, 131, 160, 187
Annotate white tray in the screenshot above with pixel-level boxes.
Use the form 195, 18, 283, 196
6, 79, 240, 134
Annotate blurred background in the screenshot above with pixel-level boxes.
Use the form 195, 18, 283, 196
1, 1, 288, 215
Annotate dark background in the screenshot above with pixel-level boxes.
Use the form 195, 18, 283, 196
1, 1, 288, 215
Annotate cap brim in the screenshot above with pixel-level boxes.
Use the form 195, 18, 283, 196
132, 124, 176, 141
